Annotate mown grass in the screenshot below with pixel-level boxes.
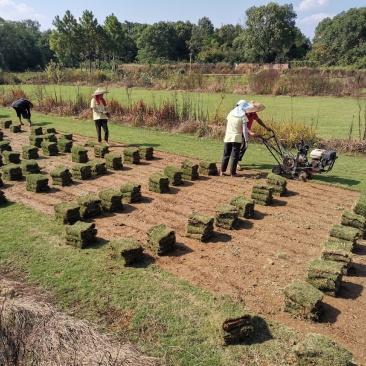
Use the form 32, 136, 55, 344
1, 84, 366, 140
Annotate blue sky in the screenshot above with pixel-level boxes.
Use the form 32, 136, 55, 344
0, 0, 364, 40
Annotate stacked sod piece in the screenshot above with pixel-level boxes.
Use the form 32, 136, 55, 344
352, 191, 366, 218
50, 166, 73, 186
321, 240, 353, 274
0, 120, 12, 128
306, 259, 345, 296
181, 160, 199, 180
41, 141, 58, 156
87, 160, 107, 176
266, 172, 287, 197
57, 138, 73, 153
147, 223, 176, 256
251, 183, 274, 205
138, 145, 154, 160
2, 164, 22, 181
283, 280, 324, 321
0, 155, 2, 167
341, 211, 365, 238
71, 146, 88, 163
120, 182, 142, 203
99, 188, 123, 212
198, 160, 219, 176
77, 193, 102, 219
22, 145, 39, 160
29, 135, 44, 148
164, 166, 183, 186
0, 129, 3, 141
148, 172, 170, 193
26, 174, 49, 193
65, 221, 97, 249
42, 133, 57, 142
329, 224, 362, 245
0, 190, 7, 205
30, 126, 43, 135
0, 140, 11, 152
9, 125, 21, 133
109, 238, 144, 265
186, 211, 214, 242
84, 140, 99, 147
222, 315, 253, 345
45, 127, 56, 134
105, 153, 123, 170
72, 163, 92, 180
230, 195, 255, 219
215, 203, 239, 230
54, 201, 81, 224
21, 160, 40, 175
60, 133, 73, 140
94, 144, 109, 158
295, 333, 354, 366
2, 151, 20, 164
0, 172, 3, 187
123, 148, 140, 164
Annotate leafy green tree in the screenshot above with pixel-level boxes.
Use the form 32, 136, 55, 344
173, 21, 193, 61
187, 17, 215, 60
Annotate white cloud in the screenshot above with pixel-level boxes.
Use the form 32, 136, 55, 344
296, 0, 330, 12
0, 0, 45, 22
298, 12, 332, 25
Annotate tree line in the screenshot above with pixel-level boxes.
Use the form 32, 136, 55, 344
0, 3, 365, 72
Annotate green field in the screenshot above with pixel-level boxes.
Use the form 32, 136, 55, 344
1, 84, 366, 140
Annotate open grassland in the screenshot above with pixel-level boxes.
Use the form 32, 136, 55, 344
1, 84, 366, 140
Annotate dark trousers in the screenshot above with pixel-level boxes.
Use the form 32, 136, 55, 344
238, 139, 247, 161
94, 119, 109, 142
221, 142, 241, 175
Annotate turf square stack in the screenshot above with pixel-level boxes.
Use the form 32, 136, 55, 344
181, 160, 199, 180
72, 163, 92, 180
0, 130, 3, 141
123, 148, 140, 164
282, 280, 324, 321
222, 315, 253, 345
30, 126, 43, 135
26, 174, 49, 193
1, 164, 22, 181
77, 193, 102, 218
29, 135, 44, 148
138, 145, 154, 160
352, 191, 366, 218
71, 146, 89, 163
306, 259, 345, 296
57, 138, 73, 153
215, 203, 239, 230
0, 120, 12, 128
329, 224, 362, 245
94, 144, 109, 158
99, 188, 124, 212
104, 153, 123, 170
295, 333, 354, 366
148, 172, 170, 193
120, 182, 142, 203
65, 221, 97, 249
164, 166, 183, 186
45, 127, 56, 134
59, 133, 73, 140
0, 141, 12, 152
0, 190, 7, 205
147, 223, 176, 255
198, 160, 219, 176
109, 238, 144, 265
21, 160, 40, 175
321, 240, 353, 274
22, 145, 39, 160
42, 133, 57, 142
0, 155, 2, 167
50, 166, 73, 186
186, 211, 214, 242
251, 183, 274, 206
87, 160, 107, 176
9, 125, 21, 133
230, 195, 255, 218
54, 201, 81, 224
41, 141, 58, 156
266, 172, 287, 196
341, 211, 366, 238
2, 150, 20, 164
0, 172, 3, 187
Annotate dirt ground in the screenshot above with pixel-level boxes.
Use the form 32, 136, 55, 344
1, 126, 365, 365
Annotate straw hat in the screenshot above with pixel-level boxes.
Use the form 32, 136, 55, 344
92, 87, 109, 96
246, 101, 265, 113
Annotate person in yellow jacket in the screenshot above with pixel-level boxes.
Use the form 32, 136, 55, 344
90, 87, 110, 145
220, 100, 253, 177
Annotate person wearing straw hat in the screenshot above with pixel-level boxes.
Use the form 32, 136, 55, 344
220, 99, 253, 177
90, 87, 111, 145
238, 101, 272, 169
